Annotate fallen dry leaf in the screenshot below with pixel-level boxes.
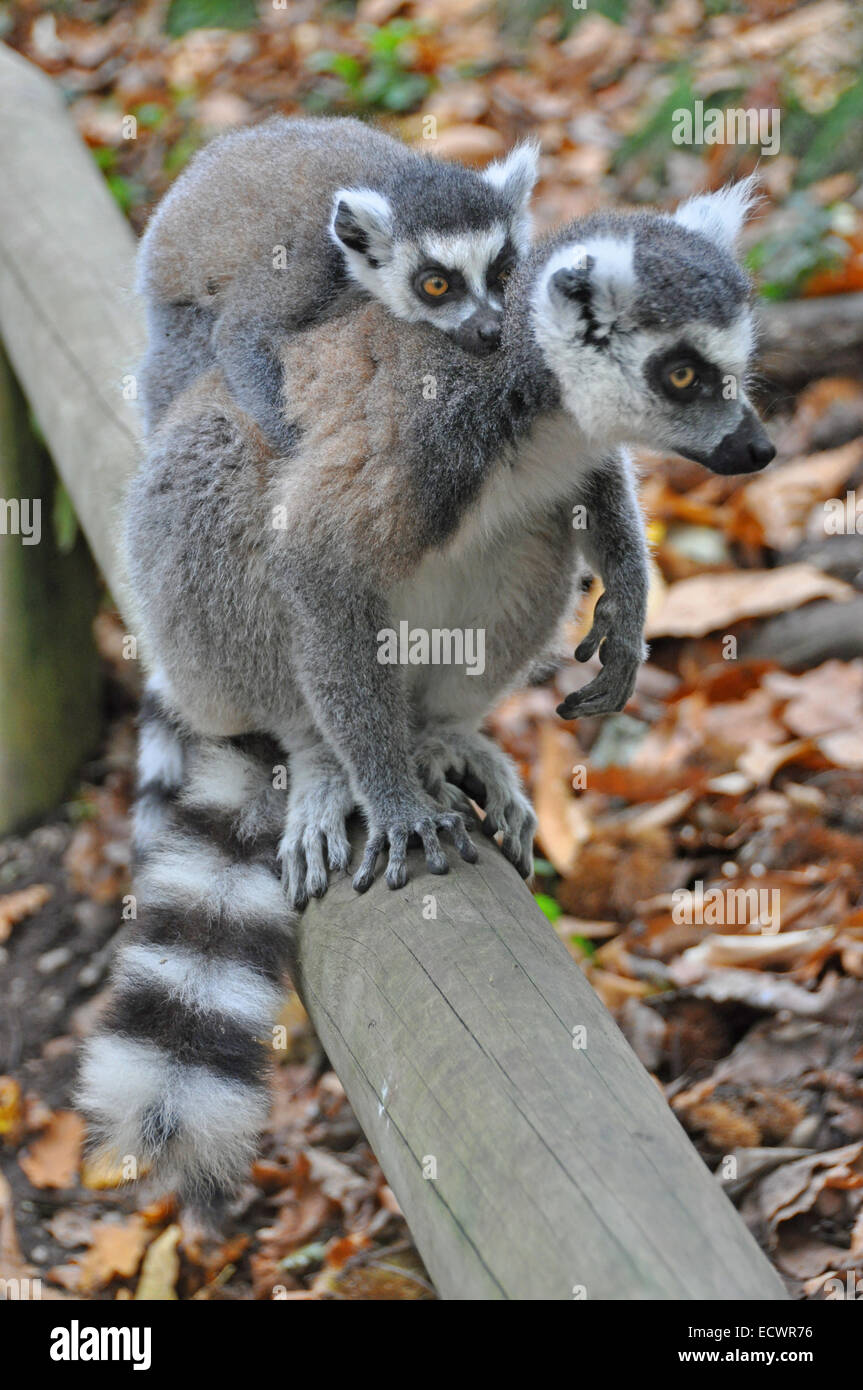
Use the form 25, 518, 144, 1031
49, 1214, 153, 1294
134, 1223, 181, 1301
736, 439, 863, 550
672, 928, 836, 984
646, 564, 854, 639
18, 1110, 84, 1190
0, 884, 53, 943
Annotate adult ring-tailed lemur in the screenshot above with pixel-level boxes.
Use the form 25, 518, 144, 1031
81, 118, 774, 1209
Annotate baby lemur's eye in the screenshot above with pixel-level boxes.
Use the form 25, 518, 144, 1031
422, 274, 449, 298
668, 364, 698, 391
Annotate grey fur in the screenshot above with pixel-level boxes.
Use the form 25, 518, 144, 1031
88, 185, 773, 1205
137, 116, 538, 443
127, 197, 772, 899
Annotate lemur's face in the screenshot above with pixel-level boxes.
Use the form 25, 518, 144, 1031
532, 181, 775, 475
330, 143, 539, 356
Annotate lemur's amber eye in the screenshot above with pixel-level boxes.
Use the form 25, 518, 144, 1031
497, 265, 513, 286
669, 365, 698, 390
422, 274, 449, 298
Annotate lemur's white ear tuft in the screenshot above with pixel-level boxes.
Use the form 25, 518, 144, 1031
330, 188, 395, 262
483, 140, 541, 211
673, 174, 761, 250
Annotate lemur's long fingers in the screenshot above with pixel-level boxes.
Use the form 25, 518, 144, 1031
302, 831, 328, 900
281, 840, 309, 910
439, 812, 478, 863
353, 834, 385, 893
385, 828, 409, 890
574, 627, 604, 663
437, 782, 476, 821
416, 819, 449, 875
324, 821, 351, 874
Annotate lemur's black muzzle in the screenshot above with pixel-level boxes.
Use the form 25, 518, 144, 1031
680, 409, 775, 476
452, 306, 502, 356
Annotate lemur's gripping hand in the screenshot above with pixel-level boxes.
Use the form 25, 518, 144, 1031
353, 792, 477, 894
278, 745, 354, 909
557, 590, 645, 720
415, 728, 536, 879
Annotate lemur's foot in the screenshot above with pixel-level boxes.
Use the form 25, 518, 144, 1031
352, 796, 477, 894
415, 729, 536, 880
278, 749, 354, 910
557, 591, 645, 720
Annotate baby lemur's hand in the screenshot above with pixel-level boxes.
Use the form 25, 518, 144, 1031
557, 589, 646, 720
353, 791, 477, 894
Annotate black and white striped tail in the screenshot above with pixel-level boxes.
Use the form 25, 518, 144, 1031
79, 684, 292, 1208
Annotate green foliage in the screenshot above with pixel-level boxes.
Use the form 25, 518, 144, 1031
165, 0, 257, 38
747, 193, 845, 301
782, 74, 863, 188
52, 480, 78, 556
307, 19, 432, 113
497, 0, 625, 40
534, 892, 563, 923
163, 131, 202, 179
91, 146, 147, 213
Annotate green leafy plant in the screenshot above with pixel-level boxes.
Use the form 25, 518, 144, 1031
307, 19, 432, 114
165, 0, 257, 38
747, 193, 845, 301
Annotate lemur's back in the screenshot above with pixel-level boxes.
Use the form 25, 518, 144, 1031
138, 116, 411, 309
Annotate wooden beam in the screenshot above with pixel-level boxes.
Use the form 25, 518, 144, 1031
298, 832, 787, 1300
0, 42, 787, 1300
0, 42, 145, 601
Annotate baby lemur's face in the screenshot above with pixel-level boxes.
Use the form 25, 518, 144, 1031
330, 143, 539, 357
531, 180, 775, 476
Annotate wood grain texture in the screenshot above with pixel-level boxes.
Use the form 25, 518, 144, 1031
0, 44, 787, 1300
0, 42, 144, 602
299, 836, 787, 1300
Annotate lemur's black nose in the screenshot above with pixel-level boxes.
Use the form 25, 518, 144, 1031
749, 438, 776, 467
453, 309, 502, 356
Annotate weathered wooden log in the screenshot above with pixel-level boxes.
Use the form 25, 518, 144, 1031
299, 829, 787, 1300
0, 42, 788, 1300
758, 292, 863, 389
744, 595, 863, 667
0, 44, 144, 602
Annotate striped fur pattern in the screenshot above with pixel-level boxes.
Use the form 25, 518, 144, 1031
78, 678, 294, 1208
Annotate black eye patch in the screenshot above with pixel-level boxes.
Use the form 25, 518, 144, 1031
487, 240, 517, 289
644, 343, 720, 403
413, 265, 467, 304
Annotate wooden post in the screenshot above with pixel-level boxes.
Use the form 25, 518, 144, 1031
0, 346, 100, 833
0, 42, 788, 1300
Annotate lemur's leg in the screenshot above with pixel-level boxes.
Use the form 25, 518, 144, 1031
282, 565, 477, 894
557, 451, 650, 720
79, 727, 292, 1214
278, 741, 355, 909
213, 308, 297, 456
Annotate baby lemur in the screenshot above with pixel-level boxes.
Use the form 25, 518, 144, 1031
81, 180, 774, 1205
137, 115, 539, 446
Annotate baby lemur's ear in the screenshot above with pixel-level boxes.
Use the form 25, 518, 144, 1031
540, 239, 635, 347
331, 188, 395, 266
673, 174, 761, 250
483, 141, 540, 246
